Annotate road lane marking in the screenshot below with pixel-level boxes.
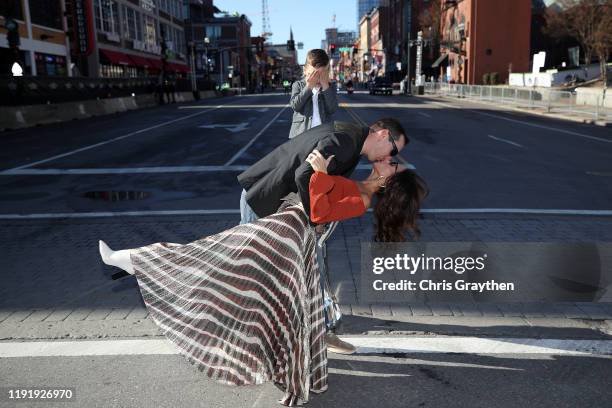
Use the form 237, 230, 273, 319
0, 163, 411, 176
224, 105, 289, 166
198, 122, 250, 133
4, 106, 224, 172
586, 171, 612, 177
418, 112, 432, 118
428, 100, 611, 143
488, 134, 524, 148
180, 104, 287, 109
339, 102, 426, 109
1, 337, 610, 357
0, 210, 240, 219
346, 336, 612, 356
328, 368, 411, 377
0, 166, 250, 175
421, 208, 612, 215
1, 208, 611, 219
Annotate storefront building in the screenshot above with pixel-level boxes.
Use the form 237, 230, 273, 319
69, 0, 189, 78
0, 0, 71, 76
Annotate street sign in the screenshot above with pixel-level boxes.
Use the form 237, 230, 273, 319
532, 51, 546, 74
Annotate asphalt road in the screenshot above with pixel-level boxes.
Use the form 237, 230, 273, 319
1, 90, 611, 217
1, 90, 612, 408
2, 351, 611, 408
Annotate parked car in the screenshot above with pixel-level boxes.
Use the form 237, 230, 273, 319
368, 77, 393, 95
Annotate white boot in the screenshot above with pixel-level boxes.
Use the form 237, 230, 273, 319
99, 240, 135, 275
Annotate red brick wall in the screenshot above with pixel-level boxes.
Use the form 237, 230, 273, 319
471, 0, 531, 84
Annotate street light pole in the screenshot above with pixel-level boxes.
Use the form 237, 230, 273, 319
219, 49, 223, 89
189, 41, 198, 99
204, 37, 210, 81
405, 32, 412, 95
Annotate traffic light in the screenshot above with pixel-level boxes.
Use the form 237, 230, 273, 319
287, 39, 295, 51
5, 18, 20, 49
330, 44, 336, 56
353, 46, 358, 55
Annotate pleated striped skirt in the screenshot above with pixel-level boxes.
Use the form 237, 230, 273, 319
129, 200, 328, 406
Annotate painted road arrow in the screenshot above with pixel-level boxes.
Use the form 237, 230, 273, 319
197, 122, 249, 133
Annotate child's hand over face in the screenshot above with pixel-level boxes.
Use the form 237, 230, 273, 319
306, 69, 319, 89
318, 68, 330, 90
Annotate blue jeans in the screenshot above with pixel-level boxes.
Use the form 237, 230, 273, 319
240, 189, 259, 225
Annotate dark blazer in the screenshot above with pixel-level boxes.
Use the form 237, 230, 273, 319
288, 79, 338, 139
238, 121, 369, 219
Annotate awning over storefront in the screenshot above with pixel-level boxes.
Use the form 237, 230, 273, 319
167, 62, 190, 73
99, 49, 132, 65
431, 53, 448, 68
128, 54, 152, 68
147, 58, 163, 70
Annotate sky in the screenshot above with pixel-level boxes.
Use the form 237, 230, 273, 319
213, 0, 357, 65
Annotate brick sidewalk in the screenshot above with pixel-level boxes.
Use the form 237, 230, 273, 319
1, 213, 611, 335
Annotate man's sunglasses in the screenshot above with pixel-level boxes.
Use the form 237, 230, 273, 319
388, 135, 399, 157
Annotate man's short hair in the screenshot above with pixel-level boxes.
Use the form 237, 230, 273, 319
371, 117, 408, 145
306, 49, 330, 68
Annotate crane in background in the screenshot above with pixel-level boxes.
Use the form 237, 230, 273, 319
261, 0, 273, 39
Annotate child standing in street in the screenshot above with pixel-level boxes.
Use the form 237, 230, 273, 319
288, 49, 338, 139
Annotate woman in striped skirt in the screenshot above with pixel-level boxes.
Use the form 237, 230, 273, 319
98, 150, 428, 406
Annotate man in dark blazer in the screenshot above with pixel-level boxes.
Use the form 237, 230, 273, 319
238, 118, 408, 224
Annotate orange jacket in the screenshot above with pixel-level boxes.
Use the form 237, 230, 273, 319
309, 171, 366, 224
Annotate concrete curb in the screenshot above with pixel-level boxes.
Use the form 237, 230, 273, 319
0, 90, 221, 132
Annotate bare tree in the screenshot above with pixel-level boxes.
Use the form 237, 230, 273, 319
545, 0, 612, 86
416, 0, 442, 59
592, 1, 612, 86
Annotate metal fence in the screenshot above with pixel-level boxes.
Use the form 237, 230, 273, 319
0, 76, 217, 106
424, 82, 610, 121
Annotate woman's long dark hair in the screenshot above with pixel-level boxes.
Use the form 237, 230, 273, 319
373, 169, 429, 242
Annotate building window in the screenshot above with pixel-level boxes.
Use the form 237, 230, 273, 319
122, 6, 143, 41
172, 26, 184, 55
30, 0, 62, 29
144, 14, 157, 50
221, 26, 236, 39
158, 0, 168, 14
100, 64, 138, 78
176, 1, 183, 19
206, 26, 221, 40
94, 0, 120, 34
35, 52, 67, 76
0, 0, 23, 20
